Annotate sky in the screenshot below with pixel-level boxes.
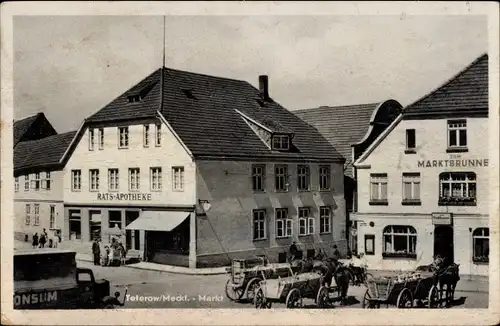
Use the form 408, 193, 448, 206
14, 15, 487, 133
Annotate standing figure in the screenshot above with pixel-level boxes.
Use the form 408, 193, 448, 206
92, 238, 101, 265
289, 242, 298, 262
332, 245, 340, 260
39, 232, 46, 248
32, 233, 39, 249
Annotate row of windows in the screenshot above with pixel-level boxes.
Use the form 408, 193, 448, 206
252, 206, 332, 240
25, 204, 56, 229
15, 172, 52, 192
71, 167, 185, 192
370, 172, 477, 206
88, 124, 162, 151
363, 226, 489, 263
252, 164, 331, 192
405, 119, 468, 153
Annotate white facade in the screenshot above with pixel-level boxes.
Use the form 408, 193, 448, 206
352, 116, 489, 276
14, 170, 64, 240
61, 115, 198, 266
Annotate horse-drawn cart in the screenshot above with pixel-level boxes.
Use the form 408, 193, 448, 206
254, 271, 331, 309
362, 272, 439, 308
224, 258, 292, 302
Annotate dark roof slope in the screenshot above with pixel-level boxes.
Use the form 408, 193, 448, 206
294, 103, 380, 162
404, 54, 488, 118
14, 131, 77, 171
13, 113, 40, 146
86, 68, 343, 161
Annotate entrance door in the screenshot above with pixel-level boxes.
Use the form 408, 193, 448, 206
125, 211, 140, 250
434, 226, 454, 263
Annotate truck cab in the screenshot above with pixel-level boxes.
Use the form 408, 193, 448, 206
14, 249, 122, 309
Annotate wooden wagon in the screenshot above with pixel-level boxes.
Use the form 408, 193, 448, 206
224, 258, 292, 302
362, 272, 440, 308
253, 271, 332, 309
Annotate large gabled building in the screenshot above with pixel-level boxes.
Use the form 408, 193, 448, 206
351, 54, 489, 276
60, 67, 347, 268
294, 100, 403, 252
13, 112, 57, 147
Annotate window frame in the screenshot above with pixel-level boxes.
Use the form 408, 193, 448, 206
369, 173, 388, 205
24, 175, 29, 191
143, 124, 150, 147
382, 225, 417, 258
14, 177, 19, 192
33, 204, 40, 226
172, 166, 185, 191
98, 128, 104, 150
31, 173, 40, 191
89, 169, 100, 192
155, 123, 162, 147
405, 129, 416, 153
272, 134, 290, 151
150, 167, 162, 192
297, 165, 310, 191
274, 164, 289, 192
402, 172, 421, 205
252, 209, 267, 241
319, 165, 331, 191
88, 128, 95, 151
472, 228, 489, 263
319, 206, 332, 234
25, 204, 31, 225
275, 208, 292, 238
108, 168, 119, 192
71, 169, 82, 192
298, 207, 314, 236
439, 172, 477, 206
118, 126, 129, 149
251, 164, 266, 192
128, 168, 140, 192
447, 119, 468, 152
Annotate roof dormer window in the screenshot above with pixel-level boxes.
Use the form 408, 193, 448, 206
272, 134, 290, 151
128, 95, 141, 103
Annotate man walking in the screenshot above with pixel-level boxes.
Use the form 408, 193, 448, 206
332, 244, 341, 260
92, 238, 101, 266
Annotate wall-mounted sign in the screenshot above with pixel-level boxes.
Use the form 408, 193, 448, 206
418, 159, 488, 168
432, 213, 452, 225
97, 193, 152, 201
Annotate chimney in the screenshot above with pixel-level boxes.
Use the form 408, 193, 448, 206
259, 75, 269, 100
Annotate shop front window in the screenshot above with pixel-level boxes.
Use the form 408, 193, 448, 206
382, 225, 417, 258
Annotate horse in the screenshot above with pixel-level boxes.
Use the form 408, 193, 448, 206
416, 257, 460, 307
292, 257, 350, 305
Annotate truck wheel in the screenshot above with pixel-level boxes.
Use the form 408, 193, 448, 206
104, 303, 115, 309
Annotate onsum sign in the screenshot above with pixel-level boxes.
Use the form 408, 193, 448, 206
14, 290, 58, 307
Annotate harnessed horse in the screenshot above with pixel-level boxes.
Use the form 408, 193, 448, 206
416, 256, 460, 307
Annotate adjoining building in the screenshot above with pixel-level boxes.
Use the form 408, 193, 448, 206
294, 100, 403, 252
60, 68, 347, 268
351, 54, 489, 276
13, 112, 57, 147
13, 123, 76, 241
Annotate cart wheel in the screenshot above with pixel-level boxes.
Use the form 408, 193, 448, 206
427, 285, 439, 308
225, 279, 244, 301
286, 288, 303, 309
396, 288, 413, 308
316, 286, 329, 308
245, 278, 261, 302
254, 287, 272, 309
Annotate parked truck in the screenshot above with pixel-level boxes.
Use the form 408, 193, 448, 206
14, 249, 126, 309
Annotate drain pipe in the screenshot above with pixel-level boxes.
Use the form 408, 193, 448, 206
468, 228, 472, 281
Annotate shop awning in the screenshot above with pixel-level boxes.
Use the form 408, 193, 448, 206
125, 211, 189, 232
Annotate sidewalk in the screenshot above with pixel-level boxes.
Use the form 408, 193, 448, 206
76, 253, 229, 276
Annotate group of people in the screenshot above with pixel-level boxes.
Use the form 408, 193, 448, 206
32, 229, 60, 249
92, 237, 126, 267
288, 242, 342, 262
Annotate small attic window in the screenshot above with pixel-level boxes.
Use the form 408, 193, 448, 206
272, 134, 290, 151
182, 89, 196, 99
128, 95, 141, 103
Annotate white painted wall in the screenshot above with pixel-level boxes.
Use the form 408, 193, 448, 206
63, 121, 196, 207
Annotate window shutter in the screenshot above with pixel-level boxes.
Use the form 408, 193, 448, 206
41, 180, 47, 189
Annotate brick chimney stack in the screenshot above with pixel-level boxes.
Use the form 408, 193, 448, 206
259, 75, 269, 101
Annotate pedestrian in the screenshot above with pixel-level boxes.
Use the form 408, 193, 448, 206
289, 242, 298, 262
92, 238, 101, 266
42, 228, 48, 238
332, 245, 340, 260
39, 232, 46, 248
118, 242, 126, 266
32, 232, 39, 249
48, 238, 53, 248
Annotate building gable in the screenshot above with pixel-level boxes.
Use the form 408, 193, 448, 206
13, 112, 57, 147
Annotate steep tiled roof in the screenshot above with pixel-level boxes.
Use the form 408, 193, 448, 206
13, 113, 40, 146
294, 103, 380, 162
14, 131, 77, 171
403, 54, 488, 117
86, 68, 343, 162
